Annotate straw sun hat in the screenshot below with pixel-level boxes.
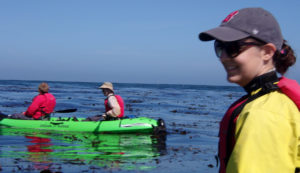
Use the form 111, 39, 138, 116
99, 82, 114, 91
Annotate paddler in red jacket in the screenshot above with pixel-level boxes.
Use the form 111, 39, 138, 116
85, 82, 124, 121
9, 82, 56, 120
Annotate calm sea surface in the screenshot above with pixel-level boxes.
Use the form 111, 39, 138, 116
0, 80, 244, 173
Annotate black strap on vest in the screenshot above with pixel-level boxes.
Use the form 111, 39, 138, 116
108, 94, 115, 97
225, 71, 279, 164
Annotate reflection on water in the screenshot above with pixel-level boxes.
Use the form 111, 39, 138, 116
26, 136, 53, 170
0, 127, 166, 172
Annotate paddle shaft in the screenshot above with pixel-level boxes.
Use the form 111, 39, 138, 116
0, 109, 77, 121
53, 109, 77, 113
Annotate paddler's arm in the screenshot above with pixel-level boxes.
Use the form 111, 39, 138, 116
24, 95, 43, 116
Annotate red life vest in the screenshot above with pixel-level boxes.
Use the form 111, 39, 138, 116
25, 93, 56, 119
278, 76, 300, 111
218, 97, 248, 173
218, 76, 300, 173
104, 95, 124, 118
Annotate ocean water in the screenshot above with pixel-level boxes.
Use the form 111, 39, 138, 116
0, 80, 244, 173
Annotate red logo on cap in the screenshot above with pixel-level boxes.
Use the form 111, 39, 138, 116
222, 11, 239, 23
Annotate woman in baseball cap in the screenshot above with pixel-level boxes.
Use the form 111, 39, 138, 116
199, 8, 300, 173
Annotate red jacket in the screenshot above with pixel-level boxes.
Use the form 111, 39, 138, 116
25, 93, 56, 119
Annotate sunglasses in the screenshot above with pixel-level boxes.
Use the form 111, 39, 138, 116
214, 40, 264, 58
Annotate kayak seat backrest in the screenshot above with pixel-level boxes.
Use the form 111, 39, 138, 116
42, 114, 51, 120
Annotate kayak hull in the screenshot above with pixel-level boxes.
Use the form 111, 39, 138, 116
0, 117, 166, 134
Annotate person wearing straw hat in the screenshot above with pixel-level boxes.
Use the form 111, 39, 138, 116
199, 7, 300, 173
85, 82, 125, 121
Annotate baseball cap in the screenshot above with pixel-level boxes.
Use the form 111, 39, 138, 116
199, 8, 284, 50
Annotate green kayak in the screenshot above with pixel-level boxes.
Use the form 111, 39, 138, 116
0, 116, 166, 134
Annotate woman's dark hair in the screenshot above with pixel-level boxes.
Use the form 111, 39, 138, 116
273, 40, 296, 75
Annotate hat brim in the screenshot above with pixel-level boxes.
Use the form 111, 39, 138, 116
199, 26, 250, 42
99, 86, 114, 91
99, 86, 110, 89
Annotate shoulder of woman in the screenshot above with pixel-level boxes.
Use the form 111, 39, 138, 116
241, 91, 299, 121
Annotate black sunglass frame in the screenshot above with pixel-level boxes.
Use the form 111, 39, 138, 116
214, 40, 264, 58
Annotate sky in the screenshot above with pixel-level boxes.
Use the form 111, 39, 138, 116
1, 0, 300, 86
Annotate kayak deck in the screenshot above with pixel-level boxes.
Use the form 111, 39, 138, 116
0, 117, 165, 134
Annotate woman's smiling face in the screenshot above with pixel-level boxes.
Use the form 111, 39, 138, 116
218, 38, 274, 86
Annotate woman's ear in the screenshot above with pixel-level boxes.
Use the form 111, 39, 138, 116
261, 43, 276, 61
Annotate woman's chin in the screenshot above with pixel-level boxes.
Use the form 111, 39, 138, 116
227, 75, 249, 86
227, 75, 242, 85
